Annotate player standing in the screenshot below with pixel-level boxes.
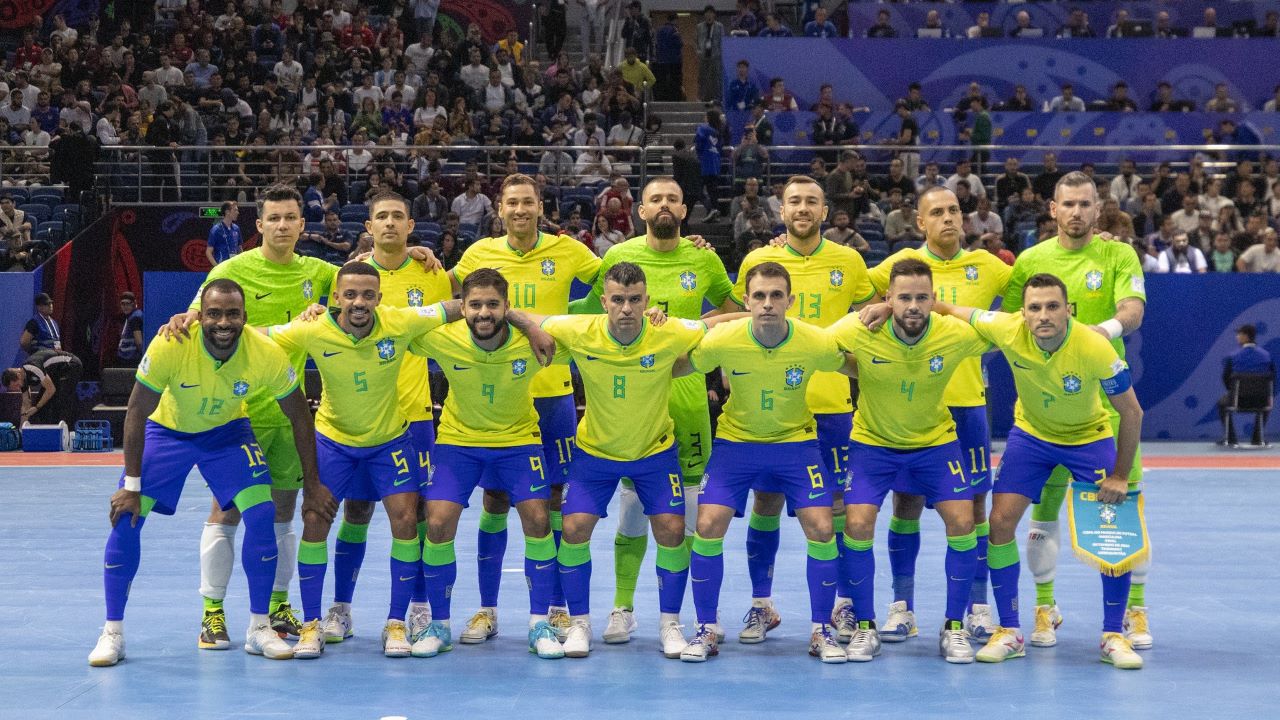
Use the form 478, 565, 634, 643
89, 280, 323, 666
732, 176, 875, 642
678, 262, 853, 663
932, 274, 1146, 669
1003, 172, 1151, 649
828, 259, 991, 664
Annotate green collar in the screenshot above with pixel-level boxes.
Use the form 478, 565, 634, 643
370, 255, 411, 272
506, 232, 542, 256
924, 244, 965, 263
784, 238, 825, 258
749, 318, 793, 350
607, 316, 647, 348
327, 307, 381, 343
890, 316, 932, 347
470, 322, 514, 353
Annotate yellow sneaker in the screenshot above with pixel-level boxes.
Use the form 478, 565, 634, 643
294, 619, 324, 659
1029, 604, 1062, 647
1123, 606, 1153, 649
976, 627, 1026, 663
1100, 632, 1143, 669
459, 609, 498, 644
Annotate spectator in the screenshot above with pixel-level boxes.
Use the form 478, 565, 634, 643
764, 78, 798, 112
591, 212, 625, 256
572, 113, 608, 151
1108, 160, 1143, 208
736, 209, 776, 252
0, 91, 31, 128
1096, 198, 1136, 241
1218, 324, 1275, 446
1161, 174, 1194, 216
695, 109, 726, 221
1155, 233, 1207, 273
653, 13, 684, 101
726, 60, 759, 113
1057, 9, 1096, 38
985, 234, 1016, 265
825, 150, 862, 220
696, 5, 725, 103
1009, 11, 1041, 38
873, 157, 915, 201
867, 10, 897, 39
412, 181, 449, 224
1234, 178, 1263, 220
915, 162, 945, 196
731, 177, 774, 232
670, 139, 703, 228
607, 112, 645, 148
618, 47, 656, 95
900, 82, 930, 112
893, 101, 921, 179
1104, 82, 1138, 112
539, 138, 575, 186
1238, 228, 1280, 272
1171, 194, 1202, 234
1205, 83, 1240, 112
884, 202, 922, 247
5, 347, 83, 426
1200, 178, 1235, 218
1208, 232, 1239, 272
115, 292, 145, 367
21, 293, 61, 353
1048, 83, 1086, 112
622, 1, 654, 60
730, 0, 759, 36
0, 195, 32, 248
995, 84, 1034, 112
917, 10, 951, 38
573, 138, 612, 185
1146, 215, 1179, 254
967, 195, 1003, 247
805, 7, 839, 38
954, 180, 978, 215
823, 209, 867, 251
1032, 152, 1065, 200
946, 159, 987, 200
451, 178, 493, 227
474, 68, 515, 115
967, 11, 993, 39
1264, 85, 1280, 112
1149, 82, 1194, 112
205, 201, 242, 266
759, 13, 793, 38
993, 157, 1032, 210
747, 101, 774, 145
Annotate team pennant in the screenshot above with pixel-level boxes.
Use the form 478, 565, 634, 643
1066, 481, 1150, 577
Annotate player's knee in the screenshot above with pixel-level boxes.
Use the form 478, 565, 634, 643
344, 499, 376, 525
516, 501, 550, 538
694, 509, 730, 540
652, 515, 685, 547
891, 492, 925, 520
208, 502, 240, 525
844, 513, 876, 540
752, 491, 784, 516
482, 490, 511, 514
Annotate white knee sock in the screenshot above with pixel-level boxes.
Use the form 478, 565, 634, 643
273, 522, 297, 594
200, 522, 238, 600
1130, 549, 1150, 586
683, 488, 700, 538
1026, 520, 1059, 585
616, 485, 648, 538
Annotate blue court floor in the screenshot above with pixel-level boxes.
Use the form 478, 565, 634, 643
1, 460, 1275, 719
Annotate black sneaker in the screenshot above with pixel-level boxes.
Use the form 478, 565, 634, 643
198, 609, 231, 650
269, 602, 303, 638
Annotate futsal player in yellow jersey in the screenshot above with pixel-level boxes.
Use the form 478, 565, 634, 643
828, 258, 992, 664
89, 280, 322, 667
929, 274, 1145, 670
731, 176, 875, 642
320, 192, 455, 645
862, 186, 1013, 641
449, 174, 601, 634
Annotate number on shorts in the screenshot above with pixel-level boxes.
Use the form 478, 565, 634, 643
807, 464, 824, 489
1094, 468, 1107, 483
968, 447, 988, 474
554, 437, 575, 465
481, 383, 495, 404
947, 460, 964, 477
353, 370, 369, 393
900, 380, 915, 401
612, 374, 626, 398
392, 449, 409, 475
829, 447, 846, 475
240, 442, 266, 467
760, 388, 774, 411
669, 473, 683, 498
530, 456, 545, 480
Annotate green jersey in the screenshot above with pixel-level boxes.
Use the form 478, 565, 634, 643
589, 237, 733, 319
1002, 235, 1145, 357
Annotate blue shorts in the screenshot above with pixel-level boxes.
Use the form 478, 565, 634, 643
700, 439, 832, 517
534, 394, 577, 483
996, 426, 1117, 502
316, 431, 422, 501
408, 420, 435, 481
846, 440, 972, 507
425, 443, 551, 507
815, 412, 852, 487
128, 418, 268, 516
562, 445, 683, 518
950, 406, 992, 494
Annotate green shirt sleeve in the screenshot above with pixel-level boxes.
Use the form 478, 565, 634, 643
703, 252, 734, 308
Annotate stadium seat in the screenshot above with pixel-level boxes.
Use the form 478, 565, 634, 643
29, 189, 63, 205
340, 205, 369, 222
860, 228, 885, 245
18, 203, 50, 224
304, 222, 325, 235
417, 221, 442, 235
458, 223, 479, 241
2, 187, 28, 203
339, 222, 365, 235
867, 239, 890, 255
863, 249, 889, 267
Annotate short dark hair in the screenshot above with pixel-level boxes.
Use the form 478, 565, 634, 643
368, 191, 410, 215
120, 292, 136, 303
201, 278, 245, 305
783, 174, 824, 197
336, 261, 382, 286
1238, 324, 1257, 343
888, 257, 932, 287
501, 173, 540, 198
220, 200, 237, 214
256, 183, 303, 214
1054, 171, 1096, 198
603, 261, 646, 288
34, 293, 52, 306
744, 261, 791, 295
1, 369, 19, 387
461, 267, 509, 300
1022, 273, 1068, 303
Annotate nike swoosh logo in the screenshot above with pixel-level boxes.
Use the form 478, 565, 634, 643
323, 351, 342, 358
252, 469, 269, 478
530, 484, 548, 492
560, 568, 577, 574
399, 575, 416, 582
848, 578, 867, 586
822, 580, 836, 587
255, 292, 272, 300
731, 370, 751, 376
685, 461, 700, 469
808, 491, 825, 499
691, 577, 710, 583
477, 556, 494, 562
424, 573, 441, 579
180, 382, 199, 389
393, 477, 411, 486
584, 355, 600, 361
535, 562, 555, 571
970, 476, 986, 486
299, 575, 315, 581
669, 499, 684, 507
871, 357, 892, 364
105, 563, 123, 569
1012, 361, 1031, 370
952, 486, 968, 493
452, 364, 471, 370
262, 555, 278, 562
948, 576, 967, 582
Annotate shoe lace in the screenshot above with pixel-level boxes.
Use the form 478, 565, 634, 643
1033, 606, 1053, 632
992, 627, 1018, 646
530, 622, 556, 643
1127, 610, 1149, 635
549, 610, 572, 629
834, 604, 855, 627
204, 611, 227, 636
300, 620, 322, 643
386, 623, 408, 643
741, 607, 766, 629
695, 624, 716, 644
467, 611, 495, 635
274, 603, 302, 627
945, 627, 971, 650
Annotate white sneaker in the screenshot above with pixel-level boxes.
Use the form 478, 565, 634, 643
548, 606, 571, 642
976, 627, 1026, 663
966, 603, 997, 640
563, 618, 592, 658
459, 609, 498, 644
1123, 606, 1153, 650
881, 600, 917, 642
738, 604, 781, 644
321, 605, 353, 644
406, 603, 432, 640
832, 601, 856, 643
680, 624, 719, 662
528, 621, 565, 659
1029, 604, 1063, 648
659, 619, 686, 659
88, 628, 125, 667
381, 619, 412, 658
410, 621, 453, 658
709, 621, 725, 644
293, 619, 325, 659
939, 623, 975, 664
245, 623, 294, 659
845, 623, 882, 662
808, 625, 847, 664
1101, 632, 1143, 669
603, 606, 637, 644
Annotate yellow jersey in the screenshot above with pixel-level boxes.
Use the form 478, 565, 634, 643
369, 255, 453, 423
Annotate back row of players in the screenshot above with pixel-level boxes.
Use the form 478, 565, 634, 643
89, 170, 1151, 669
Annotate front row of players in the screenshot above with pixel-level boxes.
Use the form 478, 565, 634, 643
91, 254, 1145, 670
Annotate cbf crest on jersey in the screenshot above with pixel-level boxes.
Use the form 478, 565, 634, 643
1062, 373, 1083, 394
785, 364, 805, 388
829, 269, 844, 288
640, 354, 656, 368
929, 355, 945, 374
679, 270, 697, 292
406, 287, 425, 307
302, 279, 315, 300
1085, 270, 1104, 291
232, 380, 250, 397
512, 358, 528, 376
964, 265, 979, 282
377, 338, 397, 362
541, 259, 556, 277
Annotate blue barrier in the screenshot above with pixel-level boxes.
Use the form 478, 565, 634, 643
0, 272, 36, 367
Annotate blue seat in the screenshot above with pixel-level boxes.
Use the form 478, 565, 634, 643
304, 222, 326, 235
340, 205, 369, 222
29, 189, 63, 205
18, 203, 50, 224
417, 221, 442, 235
860, 228, 885, 245
2, 187, 28, 202
458, 223, 479, 241
867, 239, 890, 254
862, 249, 888, 267
339, 222, 366, 235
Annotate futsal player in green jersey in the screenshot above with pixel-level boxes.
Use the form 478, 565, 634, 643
449, 174, 602, 639
90, 279, 322, 666
828, 259, 992, 664
732, 176, 876, 643
321, 192, 454, 644
1002, 172, 1151, 650
584, 176, 738, 644
861, 186, 1013, 641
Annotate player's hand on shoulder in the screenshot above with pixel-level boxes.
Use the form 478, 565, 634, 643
297, 303, 327, 322
525, 324, 558, 367
1095, 231, 1118, 242
160, 309, 200, 341
109, 489, 142, 527
858, 302, 891, 331
644, 305, 668, 326
768, 233, 787, 247
1096, 473, 1129, 504
687, 234, 713, 251
408, 245, 443, 272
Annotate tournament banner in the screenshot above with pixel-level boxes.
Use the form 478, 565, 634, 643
1067, 480, 1150, 576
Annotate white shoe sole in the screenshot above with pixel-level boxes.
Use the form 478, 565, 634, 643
944, 654, 975, 664
88, 653, 123, 667
564, 647, 590, 658
603, 626, 634, 644
1029, 635, 1057, 648
880, 630, 916, 643
246, 645, 294, 660
459, 632, 496, 644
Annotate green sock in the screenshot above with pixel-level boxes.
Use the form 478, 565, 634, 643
1035, 581, 1055, 607
203, 596, 223, 613
269, 590, 289, 612
613, 532, 648, 609
1128, 583, 1145, 608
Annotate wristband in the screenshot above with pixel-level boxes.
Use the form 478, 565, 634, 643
1099, 318, 1124, 340
123, 475, 142, 492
